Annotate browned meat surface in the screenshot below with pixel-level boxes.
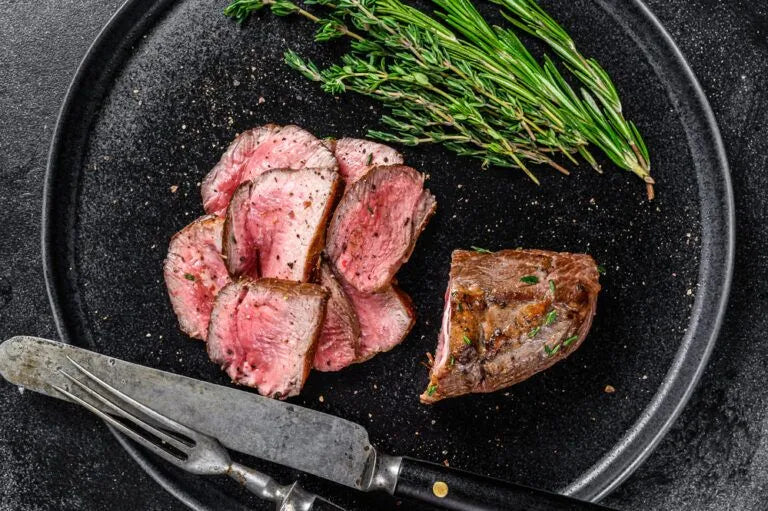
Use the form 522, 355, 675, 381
223, 167, 340, 281
421, 249, 601, 404
344, 281, 415, 362
329, 138, 404, 185
207, 278, 329, 399
201, 125, 337, 216
326, 165, 436, 293
313, 259, 361, 371
163, 216, 231, 340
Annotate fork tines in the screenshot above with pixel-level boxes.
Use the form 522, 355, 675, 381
53, 357, 200, 466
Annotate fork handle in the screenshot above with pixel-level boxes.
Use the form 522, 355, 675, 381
281, 484, 345, 511
228, 462, 345, 511
305, 497, 346, 511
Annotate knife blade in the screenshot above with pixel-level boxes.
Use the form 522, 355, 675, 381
1, 336, 614, 510
0, 336, 395, 492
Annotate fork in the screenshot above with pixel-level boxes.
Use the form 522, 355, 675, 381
53, 357, 345, 511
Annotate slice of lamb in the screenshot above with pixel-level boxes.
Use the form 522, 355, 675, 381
326, 165, 436, 293
223, 167, 341, 281
343, 280, 415, 362
201, 124, 337, 216
163, 215, 231, 340
313, 259, 361, 372
420, 249, 601, 404
207, 278, 329, 399
331, 138, 404, 185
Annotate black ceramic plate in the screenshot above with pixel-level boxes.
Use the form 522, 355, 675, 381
42, 0, 733, 509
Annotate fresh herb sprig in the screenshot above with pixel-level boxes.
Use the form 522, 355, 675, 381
225, 0, 654, 197
493, 0, 653, 198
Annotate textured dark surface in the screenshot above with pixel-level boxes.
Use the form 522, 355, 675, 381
0, 2, 764, 511
42, 0, 721, 508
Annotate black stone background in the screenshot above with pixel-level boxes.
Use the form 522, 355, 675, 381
0, 1, 765, 509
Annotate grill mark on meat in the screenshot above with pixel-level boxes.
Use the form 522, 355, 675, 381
421, 249, 601, 404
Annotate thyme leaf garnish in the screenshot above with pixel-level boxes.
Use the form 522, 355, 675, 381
543, 343, 561, 357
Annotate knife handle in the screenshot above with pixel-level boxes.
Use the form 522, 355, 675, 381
393, 457, 614, 511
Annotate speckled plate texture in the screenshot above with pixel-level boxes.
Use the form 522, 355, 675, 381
42, 0, 733, 509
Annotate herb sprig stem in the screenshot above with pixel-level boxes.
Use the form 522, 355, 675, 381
225, 0, 654, 197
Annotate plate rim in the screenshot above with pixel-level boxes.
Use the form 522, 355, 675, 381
41, 0, 735, 506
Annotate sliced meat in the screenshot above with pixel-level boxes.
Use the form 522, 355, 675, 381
223, 167, 341, 281
223, 182, 254, 276
421, 249, 601, 404
329, 138, 404, 185
343, 281, 415, 362
207, 278, 329, 399
326, 165, 436, 293
201, 125, 337, 216
313, 259, 361, 372
164, 215, 231, 340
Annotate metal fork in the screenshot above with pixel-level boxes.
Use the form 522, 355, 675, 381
52, 357, 345, 511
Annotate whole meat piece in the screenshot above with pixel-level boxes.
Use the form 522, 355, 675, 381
164, 215, 231, 340
327, 138, 404, 185
223, 167, 340, 281
201, 125, 337, 216
313, 258, 361, 372
344, 282, 415, 362
326, 165, 436, 293
421, 249, 601, 404
207, 278, 329, 399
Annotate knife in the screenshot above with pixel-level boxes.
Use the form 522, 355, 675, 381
0, 336, 614, 511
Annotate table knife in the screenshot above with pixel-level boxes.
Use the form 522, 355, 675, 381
0, 336, 614, 511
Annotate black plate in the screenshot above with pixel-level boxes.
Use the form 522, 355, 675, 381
42, 0, 733, 509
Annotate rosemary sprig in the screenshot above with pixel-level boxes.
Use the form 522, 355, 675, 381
225, 0, 654, 197
494, 0, 654, 197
